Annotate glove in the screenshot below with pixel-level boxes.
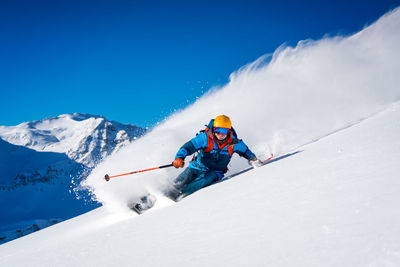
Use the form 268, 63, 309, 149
249, 158, 263, 168
173, 158, 185, 168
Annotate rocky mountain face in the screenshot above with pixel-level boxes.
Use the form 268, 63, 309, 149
0, 113, 147, 243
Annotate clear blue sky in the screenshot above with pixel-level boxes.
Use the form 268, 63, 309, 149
1, 0, 399, 127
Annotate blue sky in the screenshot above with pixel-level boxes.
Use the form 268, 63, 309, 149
1, 0, 399, 128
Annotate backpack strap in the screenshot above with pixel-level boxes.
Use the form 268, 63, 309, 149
227, 138, 238, 156
204, 127, 214, 153
228, 144, 235, 156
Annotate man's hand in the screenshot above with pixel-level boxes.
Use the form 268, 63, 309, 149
173, 158, 185, 168
249, 158, 263, 168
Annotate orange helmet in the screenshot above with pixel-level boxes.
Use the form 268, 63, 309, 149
213, 115, 232, 129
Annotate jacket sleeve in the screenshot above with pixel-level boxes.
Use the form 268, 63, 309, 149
175, 132, 209, 159
233, 139, 257, 160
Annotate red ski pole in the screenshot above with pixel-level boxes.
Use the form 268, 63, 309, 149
104, 163, 174, 181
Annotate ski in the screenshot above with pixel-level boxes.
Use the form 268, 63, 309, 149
127, 194, 157, 214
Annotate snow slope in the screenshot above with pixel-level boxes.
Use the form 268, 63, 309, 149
1, 7, 400, 266
0, 113, 146, 243
0, 96, 399, 267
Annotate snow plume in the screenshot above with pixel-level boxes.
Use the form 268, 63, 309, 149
83, 8, 400, 211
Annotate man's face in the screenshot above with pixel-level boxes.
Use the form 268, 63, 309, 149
215, 132, 228, 140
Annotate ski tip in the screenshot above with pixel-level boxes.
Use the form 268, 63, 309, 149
128, 203, 143, 214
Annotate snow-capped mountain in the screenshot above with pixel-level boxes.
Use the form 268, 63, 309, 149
0, 113, 146, 167
0, 113, 146, 243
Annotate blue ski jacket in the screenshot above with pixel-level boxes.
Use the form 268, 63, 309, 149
175, 121, 256, 176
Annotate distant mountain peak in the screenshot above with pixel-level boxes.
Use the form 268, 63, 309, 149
58, 113, 105, 122
0, 113, 147, 164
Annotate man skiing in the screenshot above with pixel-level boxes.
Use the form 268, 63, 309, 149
168, 115, 262, 201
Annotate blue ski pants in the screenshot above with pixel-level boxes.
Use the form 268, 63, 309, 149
173, 167, 220, 196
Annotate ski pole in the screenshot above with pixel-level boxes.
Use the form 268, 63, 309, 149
265, 154, 274, 162
104, 163, 174, 181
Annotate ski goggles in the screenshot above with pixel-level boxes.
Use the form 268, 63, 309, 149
214, 127, 230, 135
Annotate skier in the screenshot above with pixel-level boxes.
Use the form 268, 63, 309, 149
168, 115, 262, 201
